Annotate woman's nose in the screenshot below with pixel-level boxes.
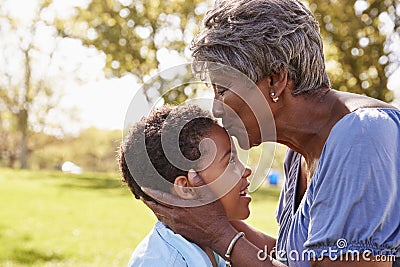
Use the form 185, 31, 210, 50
212, 99, 224, 118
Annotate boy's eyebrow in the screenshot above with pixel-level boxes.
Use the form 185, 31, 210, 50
220, 149, 231, 162
220, 148, 237, 162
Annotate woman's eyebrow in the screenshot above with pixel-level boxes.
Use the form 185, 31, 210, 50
213, 84, 229, 91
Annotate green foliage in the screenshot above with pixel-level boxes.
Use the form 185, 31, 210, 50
308, 0, 399, 102
58, 0, 208, 104
59, 0, 206, 77
63, 0, 398, 104
0, 168, 280, 266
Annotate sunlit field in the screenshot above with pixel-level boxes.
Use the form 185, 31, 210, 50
0, 168, 281, 266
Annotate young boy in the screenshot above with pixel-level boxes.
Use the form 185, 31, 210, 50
118, 104, 252, 267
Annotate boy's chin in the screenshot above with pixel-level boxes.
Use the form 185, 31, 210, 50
227, 210, 250, 221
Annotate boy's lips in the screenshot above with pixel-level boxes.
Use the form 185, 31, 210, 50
239, 181, 250, 196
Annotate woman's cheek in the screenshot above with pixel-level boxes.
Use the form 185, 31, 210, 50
206, 164, 241, 196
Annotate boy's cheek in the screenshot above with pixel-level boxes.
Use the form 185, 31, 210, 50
212, 167, 241, 193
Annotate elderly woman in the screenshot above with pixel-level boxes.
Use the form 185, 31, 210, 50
143, 0, 400, 266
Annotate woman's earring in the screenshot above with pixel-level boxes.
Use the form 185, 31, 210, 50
271, 93, 279, 103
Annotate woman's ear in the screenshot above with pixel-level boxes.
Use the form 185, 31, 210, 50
174, 176, 196, 200
259, 67, 289, 102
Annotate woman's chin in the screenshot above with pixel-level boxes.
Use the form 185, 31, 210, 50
235, 134, 260, 150
235, 137, 252, 150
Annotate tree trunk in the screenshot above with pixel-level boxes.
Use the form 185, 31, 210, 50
8, 153, 16, 168
19, 109, 28, 169
19, 47, 31, 169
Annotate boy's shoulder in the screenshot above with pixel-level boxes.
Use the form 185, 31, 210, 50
127, 221, 215, 267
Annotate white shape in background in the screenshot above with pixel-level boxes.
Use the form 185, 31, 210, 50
61, 161, 83, 174
157, 48, 188, 80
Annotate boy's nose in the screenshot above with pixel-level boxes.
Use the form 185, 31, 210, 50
242, 167, 252, 179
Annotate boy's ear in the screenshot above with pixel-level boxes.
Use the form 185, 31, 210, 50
174, 176, 196, 200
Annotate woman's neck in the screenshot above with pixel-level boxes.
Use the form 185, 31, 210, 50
276, 89, 348, 163
276, 89, 393, 163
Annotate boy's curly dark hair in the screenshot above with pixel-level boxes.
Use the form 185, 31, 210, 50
118, 104, 219, 201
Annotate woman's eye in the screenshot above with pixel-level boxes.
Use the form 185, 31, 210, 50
217, 88, 227, 96
228, 156, 236, 164
215, 84, 231, 96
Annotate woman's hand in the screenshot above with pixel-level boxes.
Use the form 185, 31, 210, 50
142, 170, 287, 267
141, 169, 232, 248
230, 220, 277, 256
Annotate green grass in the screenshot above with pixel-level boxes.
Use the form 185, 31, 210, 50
0, 168, 281, 266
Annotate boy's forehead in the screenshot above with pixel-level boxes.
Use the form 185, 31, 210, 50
203, 125, 233, 151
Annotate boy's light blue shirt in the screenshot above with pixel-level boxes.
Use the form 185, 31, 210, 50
128, 221, 225, 267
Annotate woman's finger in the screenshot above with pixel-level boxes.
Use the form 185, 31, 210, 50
188, 169, 217, 205
140, 197, 161, 210
140, 197, 175, 225
142, 185, 215, 208
142, 187, 192, 207
142, 170, 218, 207
188, 169, 206, 187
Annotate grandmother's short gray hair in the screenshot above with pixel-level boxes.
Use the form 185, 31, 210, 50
191, 0, 331, 95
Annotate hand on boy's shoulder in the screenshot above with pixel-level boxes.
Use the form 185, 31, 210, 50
141, 169, 216, 208
141, 169, 229, 248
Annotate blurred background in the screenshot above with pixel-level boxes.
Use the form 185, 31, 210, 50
0, 0, 399, 266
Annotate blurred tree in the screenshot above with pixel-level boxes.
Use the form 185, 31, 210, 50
0, 110, 19, 167
30, 127, 121, 172
63, 0, 398, 104
308, 0, 399, 102
0, 0, 54, 168
0, 0, 103, 169
57, 0, 209, 104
